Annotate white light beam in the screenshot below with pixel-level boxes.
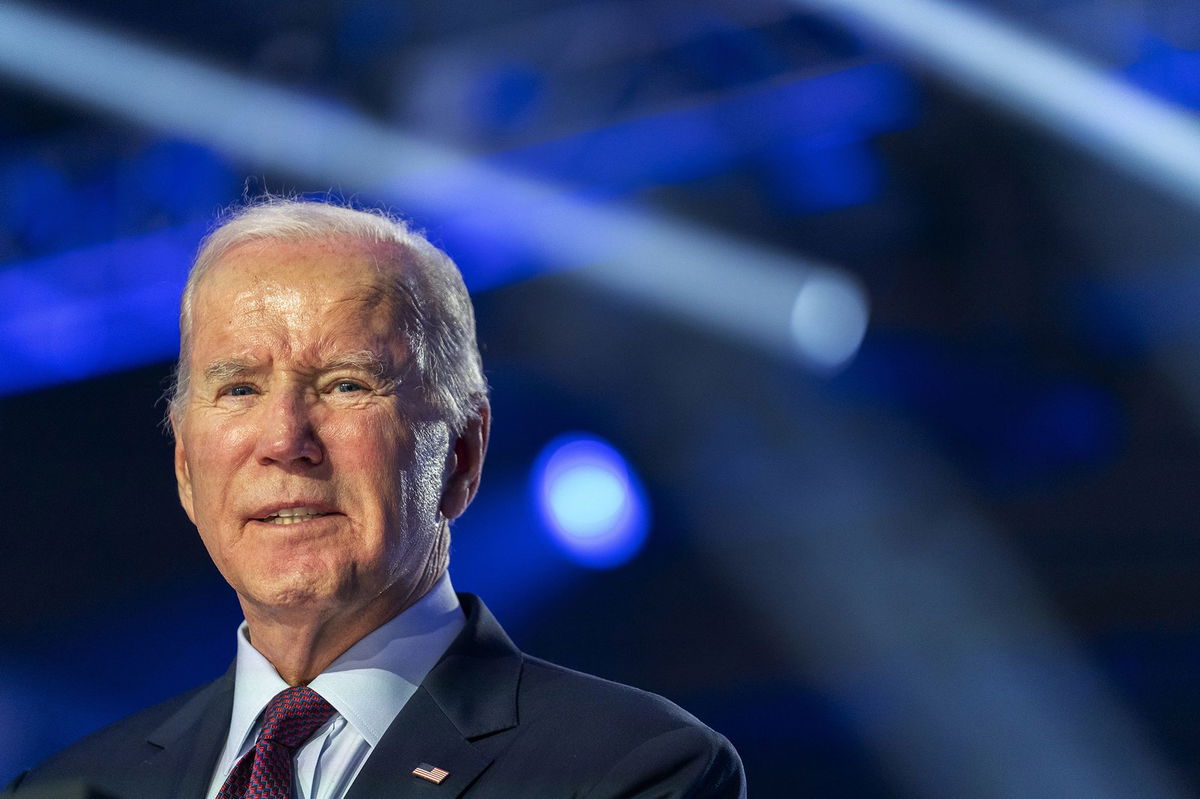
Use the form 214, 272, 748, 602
0, 0, 865, 368
794, 0, 1200, 210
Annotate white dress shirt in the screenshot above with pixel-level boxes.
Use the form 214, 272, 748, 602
205, 574, 466, 799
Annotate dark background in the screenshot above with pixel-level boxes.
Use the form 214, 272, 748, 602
3, 1, 1200, 797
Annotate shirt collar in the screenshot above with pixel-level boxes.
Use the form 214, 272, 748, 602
226, 573, 465, 754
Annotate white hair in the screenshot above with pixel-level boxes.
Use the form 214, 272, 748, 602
169, 197, 487, 433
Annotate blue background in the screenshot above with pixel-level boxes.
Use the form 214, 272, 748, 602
4, 1, 1200, 797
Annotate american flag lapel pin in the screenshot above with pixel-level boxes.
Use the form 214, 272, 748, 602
412, 763, 451, 785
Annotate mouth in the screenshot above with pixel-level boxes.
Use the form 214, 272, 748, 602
252, 507, 336, 526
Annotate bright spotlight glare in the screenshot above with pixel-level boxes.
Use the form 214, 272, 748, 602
533, 434, 649, 568
790, 269, 870, 370
549, 465, 628, 538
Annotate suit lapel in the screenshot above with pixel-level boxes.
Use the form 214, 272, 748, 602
137, 668, 234, 799
344, 686, 491, 799
120, 595, 520, 799
345, 595, 522, 799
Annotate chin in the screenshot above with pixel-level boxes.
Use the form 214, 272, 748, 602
238, 569, 347, 614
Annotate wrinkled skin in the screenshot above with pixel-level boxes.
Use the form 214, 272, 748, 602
172, 237, 487, 683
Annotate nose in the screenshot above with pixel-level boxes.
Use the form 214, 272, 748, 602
254, 388, 324, 467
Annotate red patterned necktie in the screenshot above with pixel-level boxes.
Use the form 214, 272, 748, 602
217, 686, 337, 799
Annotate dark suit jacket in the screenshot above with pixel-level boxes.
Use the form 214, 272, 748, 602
7, 595, 745, 798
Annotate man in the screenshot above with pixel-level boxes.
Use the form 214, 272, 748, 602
7, 199, 745, 798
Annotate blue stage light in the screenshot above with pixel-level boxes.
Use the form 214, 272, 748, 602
0, 222, 206, 396
1124, 37, 1200, 113
532, 434, 649, 568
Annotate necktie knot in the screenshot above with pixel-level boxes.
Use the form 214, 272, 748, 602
217, 686, 337, 799
259, 685, 336, 749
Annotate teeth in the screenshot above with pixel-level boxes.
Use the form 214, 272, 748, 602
261, 507, 327, 524
273, 507, 322, 518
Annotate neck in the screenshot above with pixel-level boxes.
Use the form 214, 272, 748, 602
242, 569, 443, 685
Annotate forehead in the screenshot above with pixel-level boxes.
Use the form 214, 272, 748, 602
189, 237, 404, 355
198, 236, 394, 295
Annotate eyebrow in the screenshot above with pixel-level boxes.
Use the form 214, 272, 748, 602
202, 358, 255, 384
200, 350, 397, 384
324, 349, 393, 379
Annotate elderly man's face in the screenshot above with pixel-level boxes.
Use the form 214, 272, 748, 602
172, 238, 459, 621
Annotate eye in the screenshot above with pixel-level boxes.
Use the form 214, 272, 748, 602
332, 380, 366, 393
227, 384, 258, 397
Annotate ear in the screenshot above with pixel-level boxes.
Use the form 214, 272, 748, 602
439, 399, 491, 521
172, 415, 197, 524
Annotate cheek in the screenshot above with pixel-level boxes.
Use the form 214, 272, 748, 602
399, 422, 451, 529
185, 423, 258, 508
323, 413, 411, 505
327, 415, 445, 522
410, 423, 450, 503
326, 411, 405, 466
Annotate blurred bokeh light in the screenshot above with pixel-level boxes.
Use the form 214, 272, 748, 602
533, 433, 649, 568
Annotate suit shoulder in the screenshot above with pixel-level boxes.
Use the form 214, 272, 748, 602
445, 596, 745, 795
519, 654, 714, 732
520, 653, 743, 756
487, 652, 739, 796
14, 679, 224, 788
